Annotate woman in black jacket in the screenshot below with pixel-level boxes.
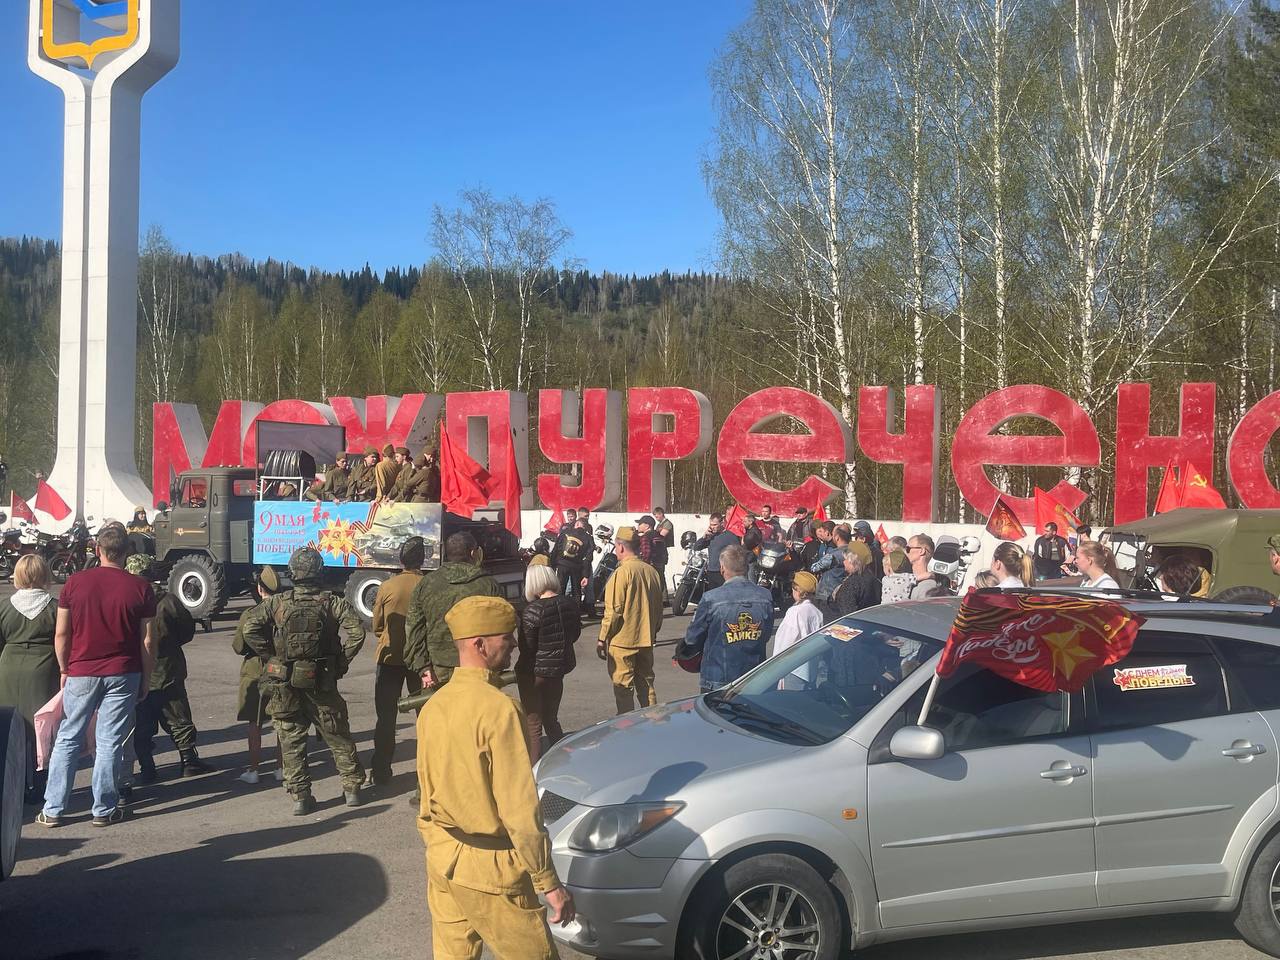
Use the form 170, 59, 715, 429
517, 563, 580, 762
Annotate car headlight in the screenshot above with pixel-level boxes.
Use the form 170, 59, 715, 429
568, 802, 684, 852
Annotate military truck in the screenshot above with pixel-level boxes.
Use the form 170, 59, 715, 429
152, 466, 526, 624
1102, 508, 1280, 599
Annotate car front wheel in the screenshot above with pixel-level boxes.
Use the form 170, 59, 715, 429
1236, 831, 1280, 956
683, 853, 843, 960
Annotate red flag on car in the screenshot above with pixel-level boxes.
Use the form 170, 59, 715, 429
985, 496, 1026, 541
9, 492, 36, 525
1178, 462, 1227, 510
1034, 486, 1081, 535
35, 479, 71, 521
937, 589, 1143, 693
438, 429, 491, 519
543, 507, 565, 533
1154, 461, 1181, 514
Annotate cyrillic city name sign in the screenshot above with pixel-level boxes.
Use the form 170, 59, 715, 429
153, 382, 1274, 525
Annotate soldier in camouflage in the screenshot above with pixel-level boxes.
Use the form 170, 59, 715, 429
240, 547, 368, 814
404, 532, 502, 689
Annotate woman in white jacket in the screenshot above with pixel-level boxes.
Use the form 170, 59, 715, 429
773, 571, 825, 664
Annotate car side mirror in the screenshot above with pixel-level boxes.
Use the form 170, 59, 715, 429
889, 725, 945, 761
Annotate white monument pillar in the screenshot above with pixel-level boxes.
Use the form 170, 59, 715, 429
27, 0, 179, 524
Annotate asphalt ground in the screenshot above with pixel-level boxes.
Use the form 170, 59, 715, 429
0, 590, 1269, 960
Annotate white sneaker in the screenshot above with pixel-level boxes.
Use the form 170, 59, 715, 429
237, 770, 260, 785
273, 768, 284, 783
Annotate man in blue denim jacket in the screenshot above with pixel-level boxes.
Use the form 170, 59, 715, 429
678, 545, 775, 693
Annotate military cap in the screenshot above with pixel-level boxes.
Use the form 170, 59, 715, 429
381, 443, 395, 458
615, 525, 638, 545
848, 541, 873, 567
363, 446, 379, 458
528, 553, 550, 567
446, 596, 517, 641
258, 566, 280, 593
395, 445, 410, 457
125, 553, 153, 576
336, 451, 350, 462
1269, 535, 1280, 552
887, 548, 911, 574
288, 547, 324, 582
792, 571, 818, 595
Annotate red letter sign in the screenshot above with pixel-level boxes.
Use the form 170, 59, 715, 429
717, 387, 850, 514
537, 389, 624, 511
1229, 391, 1280, 507
330, 394, 441, 454
1113, 382, 1216, 523
445, 392, 531, 508
951, 386, 1100, 526
857, 386, 941, 523
626, 388, 712, 512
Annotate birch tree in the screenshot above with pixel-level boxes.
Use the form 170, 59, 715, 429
137, 225, 185, 406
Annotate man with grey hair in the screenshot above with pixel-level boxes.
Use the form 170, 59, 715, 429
676, 544, 775, 693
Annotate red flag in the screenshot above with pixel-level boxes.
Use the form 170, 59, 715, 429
985, 496, 1027, 541
725, 504, 748, 537
937, 589, 1143, 693
543, 508, 565, 533
813, 498, 828, 522
35, 479, 71, 521
1178, 461, 1227, 509
1034, 486, 1081, 535
1154, 461, 1180, 514
9, 492, 36, 525
501, 432, 523, 539
438, 429, 491, 519
875, 524, 890, 547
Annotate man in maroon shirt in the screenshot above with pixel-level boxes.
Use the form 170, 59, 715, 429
38, 525, 158, 827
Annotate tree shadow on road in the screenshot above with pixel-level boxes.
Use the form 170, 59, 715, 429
1, 807, 390, 960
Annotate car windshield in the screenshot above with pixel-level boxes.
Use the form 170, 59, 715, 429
705, 618, 943, 745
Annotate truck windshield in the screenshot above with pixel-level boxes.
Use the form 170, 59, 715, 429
705, 619, 942, 745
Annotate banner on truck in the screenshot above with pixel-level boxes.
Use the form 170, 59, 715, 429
253, 501, 443, 570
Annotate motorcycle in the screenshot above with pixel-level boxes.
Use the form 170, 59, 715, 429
50, 516, 100, 584
671, 531, 709, 616
0, 520, 58, 582
755, 539, 795, 611
588, 524, 618, 616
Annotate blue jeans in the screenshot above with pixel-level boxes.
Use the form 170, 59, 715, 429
43, 673, 140, 818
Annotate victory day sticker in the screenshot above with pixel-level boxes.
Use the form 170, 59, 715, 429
823, 625, 863, 642
1112, 664, 1195, 691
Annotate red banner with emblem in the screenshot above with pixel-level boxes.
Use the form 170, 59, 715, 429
936, 589, 1144, 693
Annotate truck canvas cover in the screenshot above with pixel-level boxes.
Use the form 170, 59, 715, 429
253, 501, 443, 570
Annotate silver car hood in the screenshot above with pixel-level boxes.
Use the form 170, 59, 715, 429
536, 696, 799, 807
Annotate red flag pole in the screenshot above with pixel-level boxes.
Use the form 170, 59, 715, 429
916, 673, 941, 726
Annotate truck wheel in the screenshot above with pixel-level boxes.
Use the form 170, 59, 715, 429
673, 581, 692, 617
169, 555, 227, 620
345, 569, 391, 627
680, 853, 843, 960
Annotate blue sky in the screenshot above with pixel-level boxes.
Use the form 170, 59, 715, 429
1, 2, 749, 275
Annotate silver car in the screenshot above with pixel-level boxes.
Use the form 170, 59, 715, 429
535, 596, 1280, 959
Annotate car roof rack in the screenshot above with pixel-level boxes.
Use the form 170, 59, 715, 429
975, 586, 1280, 624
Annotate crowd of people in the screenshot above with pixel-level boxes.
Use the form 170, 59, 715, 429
299, 445, 441, 504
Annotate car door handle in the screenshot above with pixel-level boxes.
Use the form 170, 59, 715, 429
198, 520, 207, 528
1222, 741, 1267, 759
1040, 762, 1087, 781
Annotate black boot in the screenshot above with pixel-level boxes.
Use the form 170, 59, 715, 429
136, 755, 157, 784
292, 792, 317, 816
180, 749, 215, 777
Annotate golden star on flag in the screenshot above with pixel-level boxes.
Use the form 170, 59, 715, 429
1043, 628, 1093, 680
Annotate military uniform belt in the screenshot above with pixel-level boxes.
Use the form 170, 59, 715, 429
441, 826, 514, 850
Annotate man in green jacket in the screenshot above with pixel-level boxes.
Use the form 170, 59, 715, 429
126, 554, 215, 781
304, 452, 351, 502
404, 532, 501, 689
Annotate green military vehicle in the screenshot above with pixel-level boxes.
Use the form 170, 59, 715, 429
1102, 508, 1280, 599
152, 465, 526, 624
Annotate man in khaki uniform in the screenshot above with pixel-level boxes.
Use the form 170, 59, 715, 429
417, 596, 574, 959
386, 447, 418, 502
350, 448, 379, 501
304, 452, 351, 502
366, 536, 426, 787
374, 443, 402, 501
597, 526, 664, 714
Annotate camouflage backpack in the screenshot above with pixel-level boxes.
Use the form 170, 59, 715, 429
273, 592, 334, 663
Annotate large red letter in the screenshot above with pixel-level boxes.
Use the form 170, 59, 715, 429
330, 394, 442, 454
626, 388, 712, 512
151, 400, 264, 504
1229, 391, 1280, 507
717, 387, 850, 514
951, 386, 1100, 526
537, 389, 623, 511
445, 392, 531, 507
1113, 382, 1216, 523
857, 386, 941, 523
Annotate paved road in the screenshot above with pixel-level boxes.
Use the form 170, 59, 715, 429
0, 592, 1270, 960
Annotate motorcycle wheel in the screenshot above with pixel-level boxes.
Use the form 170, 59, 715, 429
673, 580, 692, 617
49, 553, 75, 585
